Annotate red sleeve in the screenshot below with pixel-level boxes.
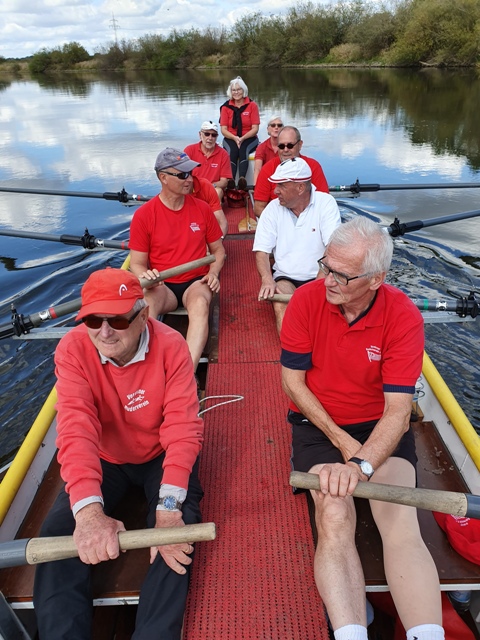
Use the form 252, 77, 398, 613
255, 141, 267, 162
253, 160, 274, 202
219, 105, 231, 128
249, 101, 260, 125
219, 149, 233, 179
205, 206, 223, 243
311, 162, 329, 194
200, 180, 221, 211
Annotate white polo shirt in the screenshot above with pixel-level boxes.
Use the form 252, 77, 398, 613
253, 186, 341, 281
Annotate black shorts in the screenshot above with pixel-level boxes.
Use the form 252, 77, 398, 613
165, 276, 204, 307
288, 410, 417, 485
274, 275, 314, 289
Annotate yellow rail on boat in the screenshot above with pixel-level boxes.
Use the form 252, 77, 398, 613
0, 387, 57, 525
423, 351, 480, 472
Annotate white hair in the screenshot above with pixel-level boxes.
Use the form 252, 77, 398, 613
227, 76, 248, 98
328, 217, 393, 274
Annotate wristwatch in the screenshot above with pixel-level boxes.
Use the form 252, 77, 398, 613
348, 457, 374, 479
157, 495, 183, 511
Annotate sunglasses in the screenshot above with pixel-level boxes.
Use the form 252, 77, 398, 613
161, 170, 192, 180
82, 308, 142, 330
269, 123, 283, 128
278, 140, 300, 150
202, 132, 218, 138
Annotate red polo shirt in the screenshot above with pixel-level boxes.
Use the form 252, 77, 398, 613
184, 142, 233, 183
280, 279, 424, 425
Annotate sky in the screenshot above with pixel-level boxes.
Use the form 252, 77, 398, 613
0, 0, 324, 60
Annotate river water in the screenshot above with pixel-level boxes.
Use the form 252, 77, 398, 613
1, 67, 480, 465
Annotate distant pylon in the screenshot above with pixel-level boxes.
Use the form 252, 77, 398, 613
109, 13, 119, 45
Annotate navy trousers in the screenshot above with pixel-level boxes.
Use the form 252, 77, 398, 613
223, 137, 258, 178
33, 454, 203, 640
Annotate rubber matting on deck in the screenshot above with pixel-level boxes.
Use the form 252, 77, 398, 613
184, 363, 328, 639
183, 236, 329, 639
217, 237, 281, 364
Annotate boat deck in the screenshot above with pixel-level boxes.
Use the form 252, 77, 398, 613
1, 201, 480, 638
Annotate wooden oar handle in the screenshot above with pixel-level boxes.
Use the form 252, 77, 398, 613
139, 255, 215, 289
261, 294, 292, 303
289, 471, 480, 519
24, 522, 216, 565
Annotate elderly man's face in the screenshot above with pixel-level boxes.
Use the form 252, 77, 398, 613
200, 129, 218, 151
86, 306, 148, 366
321, 243, 380, 310
273, 181, 303, 208
278, 129, 303, 161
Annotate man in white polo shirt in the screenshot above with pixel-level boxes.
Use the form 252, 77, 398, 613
253, 157, 341, 332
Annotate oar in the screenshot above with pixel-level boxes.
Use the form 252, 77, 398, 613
0, 186, 151, 203
290, 471, 480, 519
0, 227, 128, 251
339, 200, 480, 237
329, 179, 480, 194
0, 255, 215, 340
263, 293, 479, 318
0, 522, 216, 568
388, 210, 480, 237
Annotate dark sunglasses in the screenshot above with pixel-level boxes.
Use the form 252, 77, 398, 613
278, 140, 300, 150
82, 308, 142, 330
161, 170, 192, 180
269, 123, 283, 128
202, 131, 218, 138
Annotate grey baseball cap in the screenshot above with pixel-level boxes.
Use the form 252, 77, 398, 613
154, 148, 200, 173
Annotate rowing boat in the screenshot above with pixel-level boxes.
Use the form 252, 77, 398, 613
1, 196, 480, 639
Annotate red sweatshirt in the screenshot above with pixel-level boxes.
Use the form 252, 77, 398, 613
55, 319, 203, 508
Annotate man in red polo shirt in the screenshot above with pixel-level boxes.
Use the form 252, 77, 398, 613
280, 217, 444, 640
185, 121, 233, 202
253, 126, 329, 218
129, 148, 225, 372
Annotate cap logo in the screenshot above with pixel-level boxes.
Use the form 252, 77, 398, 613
119, 284, 128, 296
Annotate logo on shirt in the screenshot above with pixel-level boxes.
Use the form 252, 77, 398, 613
190, 222, 201, 233
211, 163, 219, 168
366, 345, 381, 362
124, 388, 150, 412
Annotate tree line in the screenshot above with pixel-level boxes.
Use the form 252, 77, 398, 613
8, 0, 480, 74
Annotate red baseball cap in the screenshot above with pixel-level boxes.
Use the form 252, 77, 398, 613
433, 511, 480, 565
76, 268, 144, 321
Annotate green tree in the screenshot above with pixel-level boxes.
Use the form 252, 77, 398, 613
61, 42, 90, 66
388, 0, 480, 65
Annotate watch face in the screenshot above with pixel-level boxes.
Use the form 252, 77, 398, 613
163, 496, 178, 510
361, 461, 374, 476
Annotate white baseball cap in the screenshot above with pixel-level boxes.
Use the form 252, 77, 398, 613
200, 121, 218, 132
268, 158, 312, 183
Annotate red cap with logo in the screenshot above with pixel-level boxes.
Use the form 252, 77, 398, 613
76, 268, 144, 321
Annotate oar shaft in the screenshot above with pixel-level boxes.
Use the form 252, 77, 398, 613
0, 228, 128, 250
0, 186, 151, 202
329, 182, 480, 193
0, 255, 216, 339
290, 471, 480, 518
0, 523, 216, 568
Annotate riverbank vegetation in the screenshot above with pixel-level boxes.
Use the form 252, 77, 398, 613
2, 0, 480, 75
